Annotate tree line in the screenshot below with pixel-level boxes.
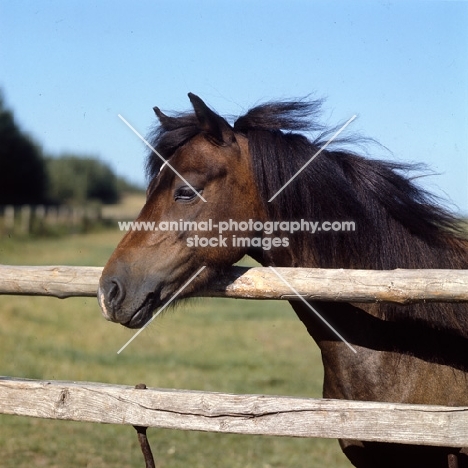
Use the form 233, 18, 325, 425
0, 92, 142, 206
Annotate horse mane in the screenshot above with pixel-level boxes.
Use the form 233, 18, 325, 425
232, 99, 468, 265
147, 97, 468, 337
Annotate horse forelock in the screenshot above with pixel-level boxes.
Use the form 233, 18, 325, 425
146, 112, 201, 181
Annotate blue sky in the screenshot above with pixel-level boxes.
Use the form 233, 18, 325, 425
1, 1, 467, 212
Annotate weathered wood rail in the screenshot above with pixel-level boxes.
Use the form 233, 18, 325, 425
2, 264, 468, 304
1, 377, 468, 447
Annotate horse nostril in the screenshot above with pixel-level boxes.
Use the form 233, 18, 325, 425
107, 278, 125, 308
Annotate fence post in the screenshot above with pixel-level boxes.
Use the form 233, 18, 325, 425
4, 205, 15, 234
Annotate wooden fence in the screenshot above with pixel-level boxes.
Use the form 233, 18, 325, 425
0, 204, 102, 236
0, 195, 142, 236
1, 265, 468, 449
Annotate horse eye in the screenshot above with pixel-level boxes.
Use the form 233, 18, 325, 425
174, 186, 203, 202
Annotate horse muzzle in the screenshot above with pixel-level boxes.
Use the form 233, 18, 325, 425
97, 275, 160, 329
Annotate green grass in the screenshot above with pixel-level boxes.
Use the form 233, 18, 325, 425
0, 230, 352, 467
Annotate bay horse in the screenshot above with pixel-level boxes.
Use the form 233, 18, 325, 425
98, 93, 468, 467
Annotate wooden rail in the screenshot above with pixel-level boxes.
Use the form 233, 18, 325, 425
1, 264, 468, 304
1, 377, 468, 447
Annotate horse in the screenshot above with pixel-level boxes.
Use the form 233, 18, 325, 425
98, 93, 468, 467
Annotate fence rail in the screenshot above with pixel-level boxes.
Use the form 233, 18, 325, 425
1, 377, 468, 447
1, 264, 468, 304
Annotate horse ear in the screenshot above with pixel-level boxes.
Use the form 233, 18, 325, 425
153, 106, 175, 129
188, 93, 234, 145
153, 106, 164, 119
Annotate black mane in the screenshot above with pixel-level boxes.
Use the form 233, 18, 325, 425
234, 100, 467, 264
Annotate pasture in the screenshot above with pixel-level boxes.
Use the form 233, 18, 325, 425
0, 230, 351, 467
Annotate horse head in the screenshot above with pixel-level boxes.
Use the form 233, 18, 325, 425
98, 94, 265, 328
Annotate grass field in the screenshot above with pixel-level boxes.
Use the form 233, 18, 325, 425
0, 228, 352, 467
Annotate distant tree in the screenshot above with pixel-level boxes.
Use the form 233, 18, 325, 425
0, 93, 48, 204
46, 155, 121, 204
